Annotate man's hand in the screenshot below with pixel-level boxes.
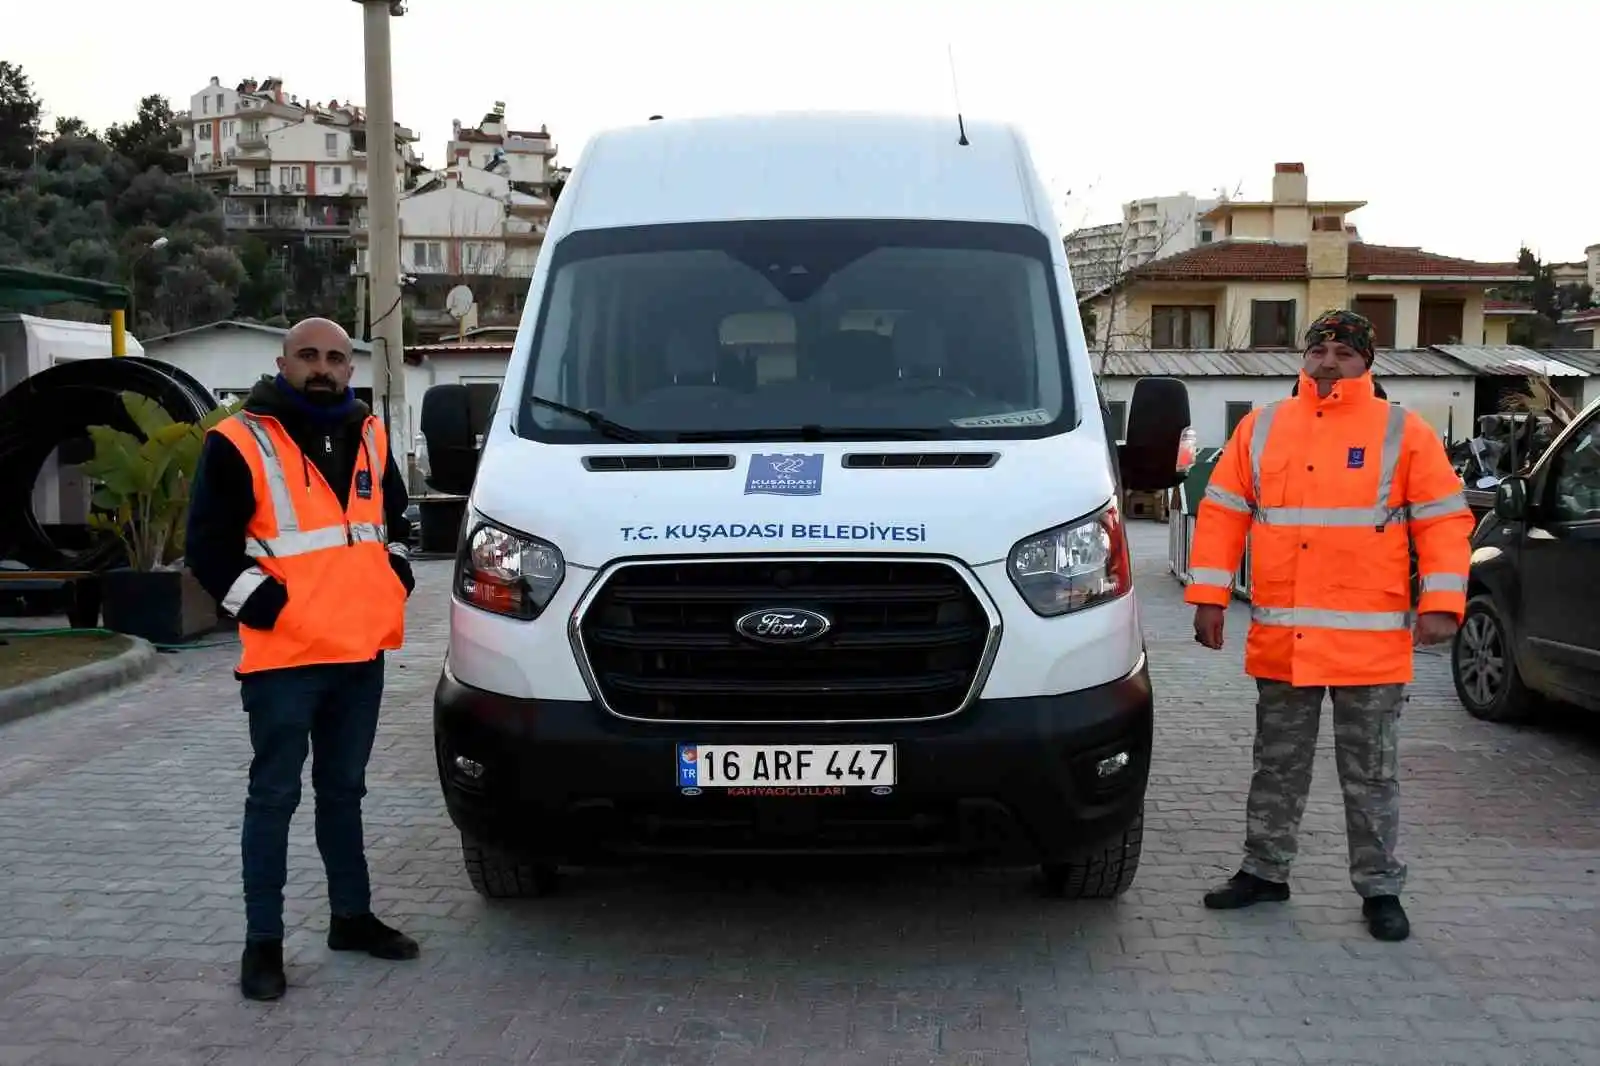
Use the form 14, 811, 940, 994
1193, 604, 1226, 650
1414, 611, 1458, 646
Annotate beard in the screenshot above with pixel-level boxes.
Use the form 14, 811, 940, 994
302, 376, 343, 405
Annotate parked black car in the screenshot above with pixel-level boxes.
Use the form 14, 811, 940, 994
1452, 394, 1600, 721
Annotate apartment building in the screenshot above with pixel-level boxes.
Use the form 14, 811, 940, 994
175, 75, 426, 246
356, 104, 560, 342
1065, 193, 1221, 296
1084, 162, 1529, 353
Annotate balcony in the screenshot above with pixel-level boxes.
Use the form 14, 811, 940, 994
502, 220, 546, 244
223, 211, 358, 232
236, 130, 269, 151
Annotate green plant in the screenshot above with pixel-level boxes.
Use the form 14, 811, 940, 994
82, 391, 241, 571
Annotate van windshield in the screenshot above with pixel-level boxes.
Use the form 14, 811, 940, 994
516, 219, 1075, 443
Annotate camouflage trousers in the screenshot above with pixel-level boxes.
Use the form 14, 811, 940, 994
1238, 679, 1406, 897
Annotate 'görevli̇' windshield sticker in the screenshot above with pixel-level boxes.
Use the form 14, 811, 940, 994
744, 453, 824, 496
951, 409, 1052, 428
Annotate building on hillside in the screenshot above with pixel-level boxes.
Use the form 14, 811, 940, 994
356, 104, 561, 343
1065, 193, 1220, 297
1549, 244, 1599, 291
174, 75, 426, 249
1560, 307, 1600, 348
445, 102, 560, 194
1083, 162, 1530, 354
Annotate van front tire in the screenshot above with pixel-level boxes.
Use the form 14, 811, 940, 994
461, 832, 559, 899
1040, 812, 1143, 899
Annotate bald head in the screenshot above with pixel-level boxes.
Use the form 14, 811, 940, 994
278, 316, 354, 404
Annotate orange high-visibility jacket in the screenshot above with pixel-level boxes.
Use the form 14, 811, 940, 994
1184, 370, 1474, 687
210, 411, 407, 674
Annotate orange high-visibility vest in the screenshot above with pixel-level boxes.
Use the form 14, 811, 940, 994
210, 411, 407, 674
1185, 371, 1474, 687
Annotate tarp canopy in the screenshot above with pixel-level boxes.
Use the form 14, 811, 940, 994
0, 265, 130, 312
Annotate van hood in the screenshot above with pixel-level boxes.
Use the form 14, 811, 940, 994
470, 431, 1119, 569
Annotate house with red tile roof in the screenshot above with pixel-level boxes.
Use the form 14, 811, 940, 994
1082, 162, 1531, 353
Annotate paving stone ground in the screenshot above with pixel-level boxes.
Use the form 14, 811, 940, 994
1, 522, 1597, 1066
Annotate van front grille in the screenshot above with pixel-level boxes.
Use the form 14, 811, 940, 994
574, 558, 995, 723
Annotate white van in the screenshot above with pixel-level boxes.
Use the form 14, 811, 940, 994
419, 111, 1189, 900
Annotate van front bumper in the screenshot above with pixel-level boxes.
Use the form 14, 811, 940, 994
433, 655, 1153, 866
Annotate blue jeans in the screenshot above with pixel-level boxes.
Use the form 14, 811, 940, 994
239, 655, 384, 941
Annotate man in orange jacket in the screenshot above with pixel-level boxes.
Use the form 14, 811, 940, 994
185, 316, 418, 999
1186, 308, 1474, 941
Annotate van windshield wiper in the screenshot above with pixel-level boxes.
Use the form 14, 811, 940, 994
674, 425, 942, 443
528, 395, 661, 442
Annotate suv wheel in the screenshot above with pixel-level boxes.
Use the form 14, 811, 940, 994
461, 832, 559, 899
1452, 594, 1534, 723
1041, 812, 1143, 899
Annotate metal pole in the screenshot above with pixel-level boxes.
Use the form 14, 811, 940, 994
357, 0, 407, 457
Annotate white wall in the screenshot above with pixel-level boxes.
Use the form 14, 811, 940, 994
398, 185, 539, 276
1100, 374, 1476, 450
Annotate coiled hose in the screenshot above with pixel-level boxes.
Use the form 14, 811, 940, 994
0, 357, 219, 570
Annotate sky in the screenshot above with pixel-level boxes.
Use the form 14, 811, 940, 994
10, 0, 1597, 265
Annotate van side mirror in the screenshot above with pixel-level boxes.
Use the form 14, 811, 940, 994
420, 384, 479, 495
1117, 376, 1191, 492
1492, 475, 1528, 521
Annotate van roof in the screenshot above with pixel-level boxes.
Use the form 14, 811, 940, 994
557, 111, 1049, 234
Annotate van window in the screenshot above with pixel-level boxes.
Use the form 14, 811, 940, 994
517, 219, 1075, 441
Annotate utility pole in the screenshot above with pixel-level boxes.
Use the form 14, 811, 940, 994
355, 0, 407, 462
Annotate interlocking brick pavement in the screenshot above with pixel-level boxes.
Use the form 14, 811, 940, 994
1, 522, 1597, 1066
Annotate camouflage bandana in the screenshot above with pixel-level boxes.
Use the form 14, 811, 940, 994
1304, 308, 1377, 365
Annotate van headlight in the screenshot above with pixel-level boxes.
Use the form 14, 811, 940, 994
1006, 501, 1131, 617
455, 515, 565, 619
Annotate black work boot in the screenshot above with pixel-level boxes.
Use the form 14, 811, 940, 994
327, 912, 420, 960
1362, 895, 1410, 941
1203, 870, 1291, 910
240, 939, 286, 1001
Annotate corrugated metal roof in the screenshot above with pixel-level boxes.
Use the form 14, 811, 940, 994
1097, 349, 1469, 378
1431, 344, 1592, 377
1538, 348, 1600, 375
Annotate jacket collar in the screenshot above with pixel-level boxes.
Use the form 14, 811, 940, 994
1295, 369, 1376, 407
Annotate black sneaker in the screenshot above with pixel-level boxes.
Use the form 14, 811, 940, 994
327, 912, 420, 960
240, 938, 286, 1001
1362, 895, 1410, 941
1202, 870, 1291, 910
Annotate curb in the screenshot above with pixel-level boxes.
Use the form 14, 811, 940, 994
0, 635, 163, 727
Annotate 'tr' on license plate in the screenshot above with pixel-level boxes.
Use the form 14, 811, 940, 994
677, 744, 896, 790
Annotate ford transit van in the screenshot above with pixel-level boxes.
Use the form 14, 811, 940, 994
419, 111, 1190, 899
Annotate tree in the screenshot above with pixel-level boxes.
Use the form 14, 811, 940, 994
104, 94, 186, 175
0, 60, 43, 170
1494, 246, 1597, 348
52, 116, 95, 141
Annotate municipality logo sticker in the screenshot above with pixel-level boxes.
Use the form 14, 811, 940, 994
744, 453, 823, 496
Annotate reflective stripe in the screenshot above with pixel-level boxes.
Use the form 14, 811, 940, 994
1409, 491, 1468, 521
387, 541, 410, 558
1254, 505, 1410, 528
1251, 605, 1412, 632
1248, 401, 1282, 504
1204, 484, 1251, 513
222, 566, 270, 615
245, 521, 386, 560
1420, 573, 1468, 593
235, 414, 300, 534
1371, 403, 1408, 530
1189, 567, 1235, 587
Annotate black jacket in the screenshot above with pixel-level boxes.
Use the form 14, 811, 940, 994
185, 374, 414, 631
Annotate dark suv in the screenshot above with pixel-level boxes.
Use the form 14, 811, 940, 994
1451, 394, 1600, 721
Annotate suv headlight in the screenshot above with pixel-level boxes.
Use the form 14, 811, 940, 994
1007, 500, 1132, 617
455, 514, 565, 619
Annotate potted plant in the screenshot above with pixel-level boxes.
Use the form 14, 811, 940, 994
81, 390, 241, 645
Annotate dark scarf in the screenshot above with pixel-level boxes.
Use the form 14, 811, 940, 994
273, 373, 358, 423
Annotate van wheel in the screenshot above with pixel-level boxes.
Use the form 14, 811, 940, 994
461, 832, 559, 899
1451, 595, 1535, 723
1041, 813, 1142, 899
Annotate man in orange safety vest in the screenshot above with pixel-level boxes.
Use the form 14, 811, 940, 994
185, 316, 418, 999
1185, 308, 1474, 942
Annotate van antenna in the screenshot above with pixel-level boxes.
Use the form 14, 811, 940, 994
947, 44, 969, 146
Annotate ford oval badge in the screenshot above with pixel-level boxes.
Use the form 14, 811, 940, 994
734, 607, 832, 645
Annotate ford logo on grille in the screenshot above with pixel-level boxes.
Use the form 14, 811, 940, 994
735, 607, 832, 645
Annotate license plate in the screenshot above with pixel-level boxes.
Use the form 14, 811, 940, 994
677, 744, 895, 791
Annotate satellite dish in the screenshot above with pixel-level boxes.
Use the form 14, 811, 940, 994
445, 284, 475, 320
